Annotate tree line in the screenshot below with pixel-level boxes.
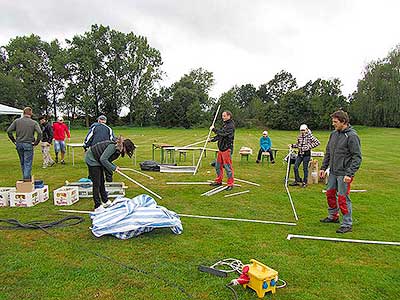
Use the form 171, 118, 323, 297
1, 24, 399, 129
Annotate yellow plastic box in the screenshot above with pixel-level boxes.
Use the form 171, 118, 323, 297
243, 259, 279, 298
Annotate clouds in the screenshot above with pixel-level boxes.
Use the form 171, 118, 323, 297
0, 0, 399, 97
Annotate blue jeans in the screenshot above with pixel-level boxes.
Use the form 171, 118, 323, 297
294, 155, 311, 183
16, 142, 34, 180
326, 174, 353, 227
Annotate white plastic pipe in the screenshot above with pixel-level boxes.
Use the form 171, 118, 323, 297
119, 167, 154, 180
166, 182, 213, 185
60, 209, 297, 226
116, 170, 162, 199
202, 185, 227, 196
224, 190, 250, 198
284, 149, 299, 221
287, 234, 400, 246
235, 178, 260, 187
193, 104, 221, 175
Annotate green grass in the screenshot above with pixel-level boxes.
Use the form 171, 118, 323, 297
0, 126, 399, 300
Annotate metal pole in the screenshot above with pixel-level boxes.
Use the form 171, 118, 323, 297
287, 234, 400, 246
193, 104, 221, 175
119, 167, 154, 180
116, 170, 162, 199
235, 178, 260, 187
284, 149, 299, 221
224, 190, 250, 198
59, 209, 297, 226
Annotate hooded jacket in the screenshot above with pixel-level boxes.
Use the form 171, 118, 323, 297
211, 119, 235, 152
321, 125, 362, 177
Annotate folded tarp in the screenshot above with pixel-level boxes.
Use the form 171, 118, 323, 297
90, 194, 183, 239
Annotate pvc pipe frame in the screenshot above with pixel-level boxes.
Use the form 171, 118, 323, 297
59, 209, 297, 226
193, 104, 221, 175
201, 185, 227, 196
284, 149, 299, 221
119, 167, 154, 180
116, 170, 162, 199
287, 234, 400, 246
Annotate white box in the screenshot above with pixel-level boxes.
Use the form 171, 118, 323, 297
36, 185, 49, 202
0, 187, 16, 207
10, 190, 40, 207
53, 186, 79, 206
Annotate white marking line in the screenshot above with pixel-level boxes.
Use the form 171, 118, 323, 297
224, 190, 250, 198
287, 234, 400, 246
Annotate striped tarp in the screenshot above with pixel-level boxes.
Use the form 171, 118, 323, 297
90, 194, 183, 239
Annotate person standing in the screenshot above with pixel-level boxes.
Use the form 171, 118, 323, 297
83, 115, 116, 182
256, 130, 275, 164
289, 124, 320, 188
319, 110, 362, 234
209, 111, 235, 191
85, 136, 135, 212
52, 116, 70, 164
39, 116, 55, 168
6, 107, 42, 181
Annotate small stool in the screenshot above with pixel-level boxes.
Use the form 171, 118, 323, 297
240, 153, 251, 162
261, 152, 270, 165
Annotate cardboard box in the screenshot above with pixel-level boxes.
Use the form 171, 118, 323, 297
53, 186, 79, 206
0, 187, 16, 207
36, 185, 49, 202
16, 178, 35, 193
10, 190, 39, 207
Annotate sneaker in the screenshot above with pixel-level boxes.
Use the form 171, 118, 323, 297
256, 160, 260, 164
302, 182, 307, 188
55, 157, 58, 163
210, 182, 222, 187
336, 226, 352, 234
226, 186, 233, 191
49, 161, 56, 167
102, 200, 112, 208
320, 217, 339, 223
61, 160, 65, 165
271, 160, 275, 164
289, 181, 300, 186
42, 165, 47, 169
94, 206, 105, 213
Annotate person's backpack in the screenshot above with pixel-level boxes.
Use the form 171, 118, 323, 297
139, 160, 161, 172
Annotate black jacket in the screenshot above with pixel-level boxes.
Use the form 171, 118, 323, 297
41, 122, 53, 144
321, 125, 362, 177
211, 119, 235, 152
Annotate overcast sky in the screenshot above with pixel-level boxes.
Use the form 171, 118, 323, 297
1, 0, 399, 98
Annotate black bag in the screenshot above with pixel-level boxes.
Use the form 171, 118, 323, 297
285, 153, 297, 164
139, 160, 161, 172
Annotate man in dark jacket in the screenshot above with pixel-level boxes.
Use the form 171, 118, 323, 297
209, 111, 235, 191
39, 116, 55, 168
83, 115, 116, 181
319, 110, 362, 234
7, 107, 42, 180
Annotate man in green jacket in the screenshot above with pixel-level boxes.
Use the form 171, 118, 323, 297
319, 110, 362, 234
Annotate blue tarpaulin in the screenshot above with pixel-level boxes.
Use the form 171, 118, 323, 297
90, 194, 183, 239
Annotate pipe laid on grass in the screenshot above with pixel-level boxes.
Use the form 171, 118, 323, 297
287, 234, 400, 246
284, 149, 299, 221
116, 170, 162, 199
235, 178, 260, 187
119, 167, 154, 180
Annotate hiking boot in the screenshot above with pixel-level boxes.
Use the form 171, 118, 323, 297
225, 186, 233, 191
320, 217, 339, 223
289, 181, 300, 186
210, 181, 222, 187
336, 226, 352, 234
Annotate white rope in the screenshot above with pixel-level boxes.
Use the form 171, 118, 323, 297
116, 170, 162, 199
287, 234, 400, 246
193, 104, 221, 175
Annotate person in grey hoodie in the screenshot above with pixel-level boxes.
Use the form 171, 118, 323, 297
319, 110, 362, 234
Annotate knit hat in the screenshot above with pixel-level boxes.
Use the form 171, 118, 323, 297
300, 124, 308, 131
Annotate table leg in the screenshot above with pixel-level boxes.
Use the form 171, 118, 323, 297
72, 147, 75, 166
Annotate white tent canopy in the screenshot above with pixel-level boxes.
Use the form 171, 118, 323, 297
0, 104, 23, 116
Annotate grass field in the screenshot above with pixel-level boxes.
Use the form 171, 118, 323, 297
0, 126, 399, 300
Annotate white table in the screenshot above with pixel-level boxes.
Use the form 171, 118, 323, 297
66, 143, 84, 166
